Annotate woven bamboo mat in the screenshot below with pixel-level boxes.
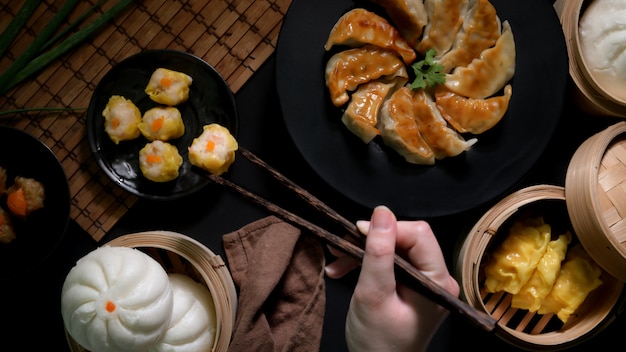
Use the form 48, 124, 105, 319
0, 0, 292, 241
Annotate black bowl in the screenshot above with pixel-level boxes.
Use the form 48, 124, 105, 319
0, 126, 70, 281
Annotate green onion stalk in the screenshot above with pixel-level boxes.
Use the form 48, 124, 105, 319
0, 0, 136, 98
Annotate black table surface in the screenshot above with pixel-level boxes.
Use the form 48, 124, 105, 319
2, 55, 624, 351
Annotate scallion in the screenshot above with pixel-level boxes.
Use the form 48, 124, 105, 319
0, 0, 80, 89
0, 106, 86, 117
39, 0, 107, 54
0, 1, 43, 59
0, 0, 136, 97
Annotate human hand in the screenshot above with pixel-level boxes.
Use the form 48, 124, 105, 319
325, 205, 459, 352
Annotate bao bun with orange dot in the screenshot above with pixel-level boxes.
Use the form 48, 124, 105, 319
61, 246, 174, 352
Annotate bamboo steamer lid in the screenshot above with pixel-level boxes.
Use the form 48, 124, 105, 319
65, 231, 237, 352
565, 121, 626, 281
554, 0, 626, 117
456, 185, 624, 350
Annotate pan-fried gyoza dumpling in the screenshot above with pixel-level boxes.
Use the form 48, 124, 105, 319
435, 84, 512, 134
444, 21, 516, 99
325, 45, 406, 107
325, 8, 417, 65
342, 69, 408, 143
369, 0, 428, 48
436, 0, 501, 73
411, 88, 477, 159
416, 0, 469, 57
380, 87, 435, 165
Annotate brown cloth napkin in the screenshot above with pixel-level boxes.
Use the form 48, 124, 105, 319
223, 216, 326, 352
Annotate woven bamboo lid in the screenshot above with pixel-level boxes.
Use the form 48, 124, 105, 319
65, 231, 237, 352
554, 0, 626, 117
565, 121, 626, 282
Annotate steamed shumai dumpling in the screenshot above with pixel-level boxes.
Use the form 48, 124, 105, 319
188, 123, 238, 176
102, 95, 142, 144
145, 68, 193, 106
61, 246, 173, 352
149, 273, 217, 352
139, 140, 184, 182
139, 106, 185, 141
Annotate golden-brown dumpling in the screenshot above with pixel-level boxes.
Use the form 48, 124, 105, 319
483, 217, 552, 294
342, 85, 383, 144
342, 79, 401, 144
380, 87, 435, 165
370, 0, 428, 48
416, 0, 469, 57
102, 95, 142, 144
511, 232, 571, 312
139, 140, 183, 182
145, 68, 193, 106
188, 123, 238, 176
325, 8, 417, 65
436, 0, 501, 73
444, 21, 516, 99
138, 106, 185, 141
411, 88, 477, 159
435, 84, 512, 134
538, 245, 603, 323
325, 45, 406, 107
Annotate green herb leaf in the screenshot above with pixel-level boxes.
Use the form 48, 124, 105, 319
409, 49, 446, 90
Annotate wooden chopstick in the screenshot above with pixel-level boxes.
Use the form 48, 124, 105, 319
238, 147, 364, 242
192, 152, 498, 333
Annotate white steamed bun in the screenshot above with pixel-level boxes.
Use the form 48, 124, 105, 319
149, 273, 217, 352
61, 246, 173, 352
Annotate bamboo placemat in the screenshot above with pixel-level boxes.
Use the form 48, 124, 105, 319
0, 0, 292, 241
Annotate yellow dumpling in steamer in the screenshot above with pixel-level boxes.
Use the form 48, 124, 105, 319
138, 106, 185, 141
483, 217, 552, 294
102, 95, 142, 144
188, 123, 238, 176
139, 140, 183, 182
145, 68, 193, 106
538, 245, 603, 323
510, 231, 572, 312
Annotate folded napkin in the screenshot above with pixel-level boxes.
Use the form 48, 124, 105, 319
223, 216, 326, 352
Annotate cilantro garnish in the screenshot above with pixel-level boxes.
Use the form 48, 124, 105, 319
409, 49, 446, 90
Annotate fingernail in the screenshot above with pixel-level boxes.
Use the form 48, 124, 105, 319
356, 220, 370, 235
371, 205, 394, 230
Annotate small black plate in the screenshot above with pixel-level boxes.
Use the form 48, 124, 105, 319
0, 126, 70, 281
276, 0, 568, 218
87, 50, 238, 200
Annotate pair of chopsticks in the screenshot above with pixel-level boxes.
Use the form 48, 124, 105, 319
193, 147, 497, 333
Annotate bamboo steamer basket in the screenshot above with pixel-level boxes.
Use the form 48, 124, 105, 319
456, 122, 626, 350
554, 0, 626, 117
65, 231, 238, 352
